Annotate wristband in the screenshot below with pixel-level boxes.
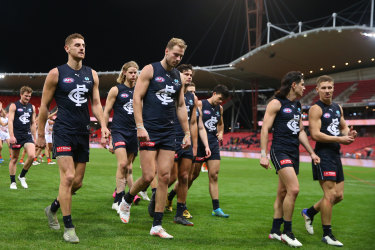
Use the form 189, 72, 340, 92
136, 126, 145, 130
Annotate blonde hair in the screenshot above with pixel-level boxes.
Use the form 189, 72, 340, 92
65, 33, 84, 45
116, 61, 139, 84
20, 86, 33, 95
166, 38, 187, 50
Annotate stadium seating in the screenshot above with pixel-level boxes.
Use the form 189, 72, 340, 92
301, 79, 375, 105
347, 80, 375, 103
223, 132, 375, 159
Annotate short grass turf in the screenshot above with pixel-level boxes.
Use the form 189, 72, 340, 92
0, 147, 374, 249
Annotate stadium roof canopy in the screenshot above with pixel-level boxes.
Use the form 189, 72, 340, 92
1, 26, 375, 94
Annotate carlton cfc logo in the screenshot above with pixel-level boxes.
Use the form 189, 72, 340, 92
155, 76, 165, 83
283, 108, 292, 113
203, 110, 211, 115
323, 113, 331, 118
121, 93, 129, 98
63, 77, 74, 83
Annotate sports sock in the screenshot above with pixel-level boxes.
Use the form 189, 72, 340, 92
212, 199, 220, 210
306, 206, 319, 218
176, 202, 184, 217
283, 220, 292, 233
322, 225, 332, 236
151, 188, 156, 194
115, 191, 125, 205
153, 212, 164, 227
124, 192, 135, 204
50, 199, 60, 213
63, 215, 74, 228
271, 218, 283, 233
10, 175, 15, 183
168, 190, 176, 201
19, 168, 28, 178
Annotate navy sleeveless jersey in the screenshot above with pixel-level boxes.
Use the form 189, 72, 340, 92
143, 62, 182, 131
271, 97, 302, 151
111, 84, 136, 132
13, 101, 33, 135
314, 100, 342, 152
201, 99, 221, 141
174, 91, 195, 140
54, 64, 93, 135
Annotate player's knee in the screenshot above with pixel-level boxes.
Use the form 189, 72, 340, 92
288, 186, 299, 198
325, 190, 337, 204
63, 174, 75, 186
277, 188, 287, 199
28, 154, 35, 160
158, 172, 170, 184
143, 173, 155, 184
118, 161, 126, 169
178, 172, 189, 185
209, 172, 218, 182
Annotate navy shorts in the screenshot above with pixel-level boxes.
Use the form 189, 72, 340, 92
112, 131, 138, 155
11, 133, 34, 150
270, 147, 299, 175
174, 141, 193, 161
313, 150, 344, 182
139, 127, 175, 151
195, 138, 220, 163
53, 133, 89, 163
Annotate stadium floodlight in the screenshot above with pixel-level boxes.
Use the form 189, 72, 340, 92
358, 60, 362, 63
371, 58, 375, 61
345, 62, 349, 66
332, 65, 336, 68
0, 74, 5, 79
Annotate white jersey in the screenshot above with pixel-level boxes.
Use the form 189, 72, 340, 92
45, 119, 53, 143
0, 117, 8, 133
0, 116, 10, 140
45, 119, 53, 135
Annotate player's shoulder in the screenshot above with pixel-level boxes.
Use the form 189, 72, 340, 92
266, 98, 282, 111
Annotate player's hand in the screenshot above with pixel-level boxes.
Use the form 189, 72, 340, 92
100, 127, 110, 148
205, 146, 211, 158
108, 145, 114, 154
348, 126, 358, 138
181, 134, 191, 149
36, 136, 46, 149
217, 132, 223, 142
260, 156, 271, 169
137, 127, 150, 142
339, 135, 354, 145
9, 136, 17, 144
311, 153, 320, 165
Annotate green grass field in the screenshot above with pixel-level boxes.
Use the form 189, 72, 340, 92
0, 146, 374, 249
